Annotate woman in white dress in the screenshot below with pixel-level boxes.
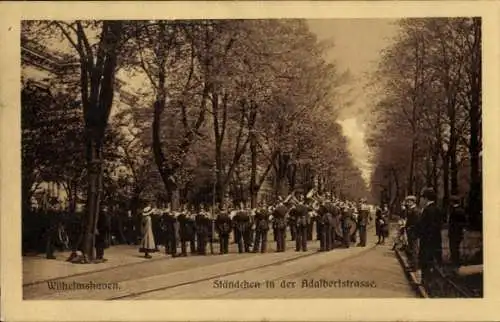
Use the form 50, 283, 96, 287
139, 206, 157, 259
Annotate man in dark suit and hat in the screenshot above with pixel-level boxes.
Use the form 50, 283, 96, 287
416, 187, 443, 284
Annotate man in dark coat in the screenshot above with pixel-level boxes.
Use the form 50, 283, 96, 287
448, 195, 467, 267
215, 209, 232, 254
357, 199, 370, 247
253, 206, 270, 253
416, 187, 443, 285
317, 202, 333, 251
273, 204, 288, 252
404, 195, 420, 270
233, 209, 252, 253
95, 208, 111, 262
195, 211, 210, 255
161, 211, 179, 257
291, 203, 310, 252
178, 211, 196, 256
341, 205, 354, 248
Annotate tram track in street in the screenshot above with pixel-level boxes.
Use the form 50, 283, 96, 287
108, 249, 321, 300
205, 245, 378, 298
109, 244, 378, 300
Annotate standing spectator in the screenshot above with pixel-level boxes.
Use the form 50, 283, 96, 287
416, 187, 443, 285
404, 196, 420, 271
139, 206, 157, 259
448, 195, 467, 267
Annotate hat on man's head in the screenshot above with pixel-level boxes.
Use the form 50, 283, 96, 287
420, 187, 436, 201
142, 206, 154, 216
405, 195, 417, 202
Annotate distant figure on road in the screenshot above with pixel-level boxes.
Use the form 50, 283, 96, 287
375, 204, 389, 245
416, 187, 443, 285
139, 206, 157, 259
448, 195, 467, 267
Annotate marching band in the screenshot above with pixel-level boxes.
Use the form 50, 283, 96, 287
137, 189, 378, 258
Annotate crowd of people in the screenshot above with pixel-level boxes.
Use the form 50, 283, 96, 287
39, 186, 469, 288
47, 189, 389, 263
130, 190, 389, 259
391, 187, 468, 286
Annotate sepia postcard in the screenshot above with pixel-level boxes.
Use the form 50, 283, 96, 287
1, 1, 499, 321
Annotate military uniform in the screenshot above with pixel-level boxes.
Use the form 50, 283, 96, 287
273, 204, 288, 252
318, 202, 335, 251
178, 213, 196, 256
161, 212, 178, 256
195, 212, 210, 255
341, 207, 353, 248
291, 204, 310, 252
233, 210, 252, 253
216, 211, 232, 254
253, 208, 270, 253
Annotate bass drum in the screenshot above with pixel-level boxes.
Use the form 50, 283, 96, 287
334, 216, 358, 241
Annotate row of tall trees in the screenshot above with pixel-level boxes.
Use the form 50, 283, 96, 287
368, 18, 482, 229
22, 19, 369, 260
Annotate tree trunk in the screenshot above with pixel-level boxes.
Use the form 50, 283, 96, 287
250, 131, 258, 208
82, 135, 102, 262
442, 151, 450, 210
468, 17, 482, 229
449, 123, 459, 196
408, 138, 416, 195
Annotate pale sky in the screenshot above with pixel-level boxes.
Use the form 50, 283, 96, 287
307, 19, 399, 188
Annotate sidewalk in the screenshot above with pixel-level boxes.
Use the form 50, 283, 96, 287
23, 245, 158, 285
